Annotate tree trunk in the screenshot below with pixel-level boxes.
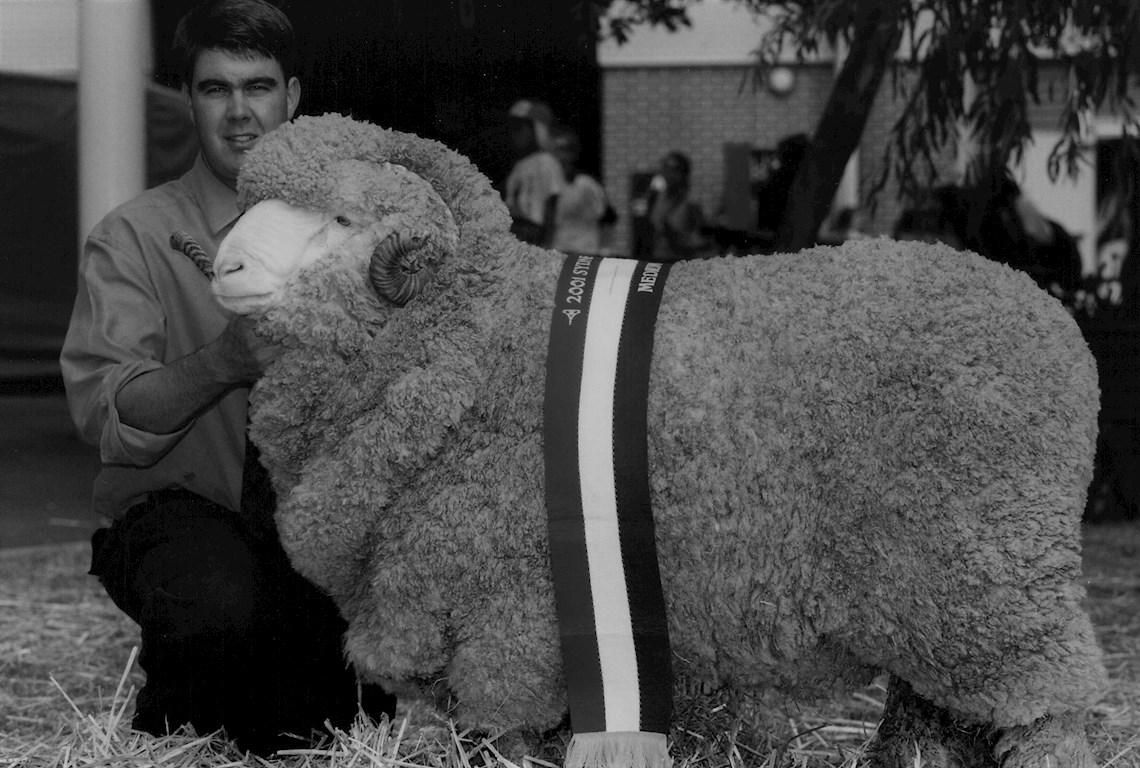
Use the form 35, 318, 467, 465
776, 0, 906, 251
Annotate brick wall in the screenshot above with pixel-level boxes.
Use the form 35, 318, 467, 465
600, 62, 955, 254
601, 63, 833, 254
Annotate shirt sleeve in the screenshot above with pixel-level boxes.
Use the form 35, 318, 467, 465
60, 223, 192, 468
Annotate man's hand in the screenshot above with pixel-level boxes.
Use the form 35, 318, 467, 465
210, 315, 282, 384
116, 315, 281, 434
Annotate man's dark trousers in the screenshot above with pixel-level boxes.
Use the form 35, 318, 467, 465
89, 452, 394, 755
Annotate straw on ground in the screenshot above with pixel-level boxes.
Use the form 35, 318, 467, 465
2, 524, 1137, 767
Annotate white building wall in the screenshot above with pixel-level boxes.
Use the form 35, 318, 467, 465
0, 0, 79, 75
1013, 130, 1097, 272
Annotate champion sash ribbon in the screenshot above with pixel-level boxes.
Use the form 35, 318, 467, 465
544, 254, 673, 768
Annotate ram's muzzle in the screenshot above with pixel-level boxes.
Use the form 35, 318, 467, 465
212, 199, 344, 315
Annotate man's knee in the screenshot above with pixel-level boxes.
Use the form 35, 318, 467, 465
138, 562, 257, 643
94, 496, 264, 638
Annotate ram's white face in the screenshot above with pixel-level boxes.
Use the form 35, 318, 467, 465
212, 161, 459, 315
212, 199, 360, 315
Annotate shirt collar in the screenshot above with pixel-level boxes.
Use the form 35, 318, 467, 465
185, 154, 241, 236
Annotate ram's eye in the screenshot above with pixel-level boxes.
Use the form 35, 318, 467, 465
335, 215, 352, 227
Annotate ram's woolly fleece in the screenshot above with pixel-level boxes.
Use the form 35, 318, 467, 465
232, 114, 1106, 763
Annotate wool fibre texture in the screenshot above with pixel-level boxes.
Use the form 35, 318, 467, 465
231, 115, 1106, 735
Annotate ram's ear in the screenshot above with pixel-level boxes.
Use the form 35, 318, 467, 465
368, 232, 434, 306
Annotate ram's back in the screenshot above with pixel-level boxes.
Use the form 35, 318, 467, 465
641, 239, 1100, 701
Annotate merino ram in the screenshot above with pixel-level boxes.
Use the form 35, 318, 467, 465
205, 114, 1106, 767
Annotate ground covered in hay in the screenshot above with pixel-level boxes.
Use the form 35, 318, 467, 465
2, 523, 1138, 768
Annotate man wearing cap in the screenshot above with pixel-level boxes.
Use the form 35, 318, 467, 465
504, 99, 566, 244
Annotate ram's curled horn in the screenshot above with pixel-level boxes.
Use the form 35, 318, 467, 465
369, 232, 432, 306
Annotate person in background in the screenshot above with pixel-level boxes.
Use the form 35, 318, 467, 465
544, 124, 615, 256
647, 150, 710, 262
891, 187, 966, 248
503, 98, 565, 244
59, 0, 394, 755
753, 132, 808, 239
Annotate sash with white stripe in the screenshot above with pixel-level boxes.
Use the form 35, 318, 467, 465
544, 254, 673, 767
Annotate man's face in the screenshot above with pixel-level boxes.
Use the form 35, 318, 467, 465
185, 48, 300, 189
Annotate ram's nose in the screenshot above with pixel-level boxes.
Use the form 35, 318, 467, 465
216, 260, 245, 278
211, 233, 249, 283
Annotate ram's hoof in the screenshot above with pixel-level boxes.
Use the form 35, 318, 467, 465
995, 713, 1095, 768
866, 677, 997, 768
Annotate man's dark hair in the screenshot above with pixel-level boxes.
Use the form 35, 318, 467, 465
172, 0, 296, 86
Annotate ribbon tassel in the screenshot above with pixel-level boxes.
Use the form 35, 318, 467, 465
566, 731, 673, 768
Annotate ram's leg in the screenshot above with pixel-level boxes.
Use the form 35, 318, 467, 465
857, 619, 1103, 768
865, 676, 997, 768
339, 560, 451, 695
445, 583, 567, 739
994, 712, 1096, 768
846, 542, 1105, 767
273, 453, 375, 601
